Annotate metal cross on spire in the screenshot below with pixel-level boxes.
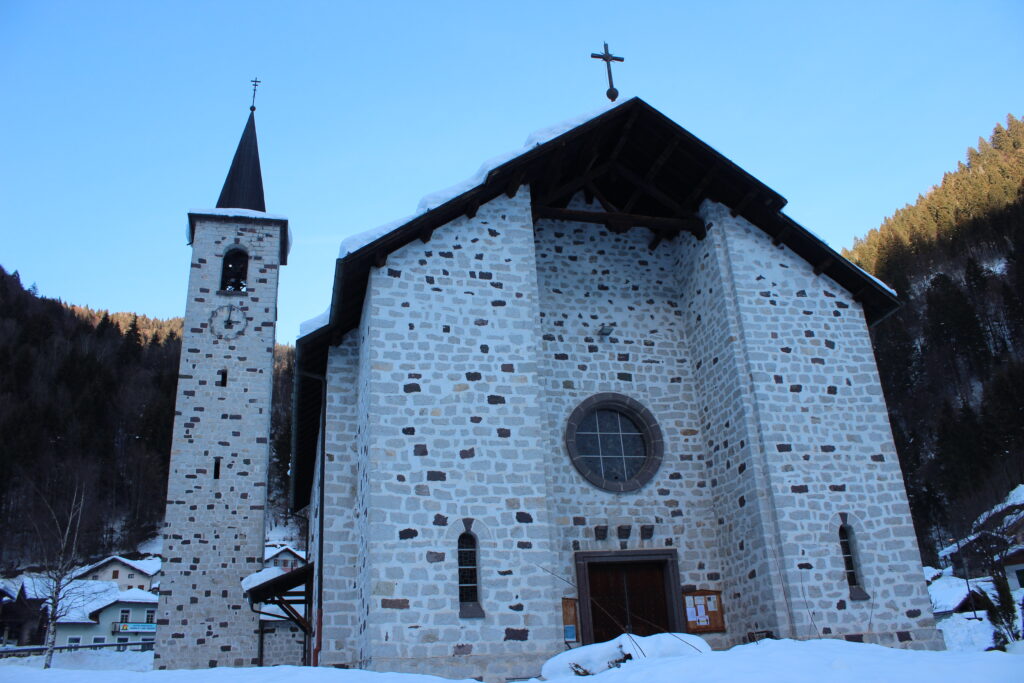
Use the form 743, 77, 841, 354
591, 43, 624, 102
250, 77, 261, 111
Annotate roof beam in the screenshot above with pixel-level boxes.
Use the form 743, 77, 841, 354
535, 161, 614, 207
683, 161, 720, 210
534, 207, 705, 236
613, 162, 687, 216
609, 108, 640, 162
771, 222, 792, 246
624, 138, 679, 212
730, 188, 758, 217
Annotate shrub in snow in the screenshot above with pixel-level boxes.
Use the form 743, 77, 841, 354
541, 633, 709, 679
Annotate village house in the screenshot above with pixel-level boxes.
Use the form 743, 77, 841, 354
74, 556, 161, 592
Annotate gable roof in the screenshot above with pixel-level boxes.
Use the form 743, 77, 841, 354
289, 97, 901, 510
73, 555, 161, 580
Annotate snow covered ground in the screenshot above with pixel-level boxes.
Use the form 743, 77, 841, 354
2, 637, 1021, 683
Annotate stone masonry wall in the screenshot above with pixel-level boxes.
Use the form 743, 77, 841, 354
156, 215, 283, 668
260, 621, 305, 666
676, 207, 796, 644
532, 196, 724, 644
312, 332, 361, 665
324, 189, 563, 681
708, 201, 944, 649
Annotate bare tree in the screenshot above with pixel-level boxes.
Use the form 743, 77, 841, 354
28, 480, 89, 669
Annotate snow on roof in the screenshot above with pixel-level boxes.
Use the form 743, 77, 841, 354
18, 575, 51, 601
0, 577, 20, 598
58, 582, 158, 624
56, 581, 120, 624
74, 555, 161, 579
301, 101, 623, 337
927, 574, 997, 614
136, 535, 162, 556
116, 587, 159, 604
241, 567, 286, 594
264, 545, 306, 561
973, 483, 1024, 530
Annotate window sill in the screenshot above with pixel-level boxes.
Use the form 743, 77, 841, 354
849, 586, 870, 601
217, 290, 247, 297
459, 602, 485, 619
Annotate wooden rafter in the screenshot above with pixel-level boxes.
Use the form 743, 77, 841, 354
609, 108, 640, 161
586, 180, 619, 213
536, 161, 614, 207
771, 223, 792, 246
730, 188, 758, 217
624, 139, 679, 212
613, 162, 687, 216
813, 255, 835, 275
683, 161, 720, 209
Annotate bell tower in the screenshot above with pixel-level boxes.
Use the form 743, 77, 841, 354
155, 105, 289, 668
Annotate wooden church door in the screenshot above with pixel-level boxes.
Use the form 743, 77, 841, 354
575, 550, 683, 644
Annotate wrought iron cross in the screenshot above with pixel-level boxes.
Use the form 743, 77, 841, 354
591, 43, 624, 102
250, 77, 261, 110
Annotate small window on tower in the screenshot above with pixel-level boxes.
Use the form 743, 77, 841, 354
220, 248, 249, 292
214, 456, 222, 480
216, 369, 228, 387
457, 532, 484, 618
839, 523, 870, 600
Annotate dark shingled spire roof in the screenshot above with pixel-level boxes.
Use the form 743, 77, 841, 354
216, 109, 266, 212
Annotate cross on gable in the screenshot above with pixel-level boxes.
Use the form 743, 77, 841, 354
590, 42, 624, 102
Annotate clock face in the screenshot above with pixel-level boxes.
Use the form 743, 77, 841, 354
209, 304, 247, 339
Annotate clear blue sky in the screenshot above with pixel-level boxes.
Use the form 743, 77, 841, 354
2, 1, 1022, 342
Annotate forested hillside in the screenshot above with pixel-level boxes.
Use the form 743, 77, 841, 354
844, 114, 1024, 559
0, 267, 294, 568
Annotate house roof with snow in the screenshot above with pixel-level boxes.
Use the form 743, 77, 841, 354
264, 545, 306, 562
289, 97, 901, 510
926, 573, 998, 614
73, 555, 161, 580
57, 581, 158, 624
972, 484, 1024, 532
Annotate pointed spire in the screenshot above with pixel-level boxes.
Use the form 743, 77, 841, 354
216, 108, 266, 212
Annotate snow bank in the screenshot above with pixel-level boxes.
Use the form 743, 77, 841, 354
936, 612, 995, 651
0, 649, 153, 671
4, 638, 1022, 683
541, 633, 709, 678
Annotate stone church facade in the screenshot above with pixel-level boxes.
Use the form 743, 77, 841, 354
158, 97, 943, 679
289, 99, 944, 680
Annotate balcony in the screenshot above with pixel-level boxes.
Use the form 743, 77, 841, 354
110, 622, 157, 635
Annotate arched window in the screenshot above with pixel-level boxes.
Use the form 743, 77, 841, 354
220, 248, 248, 292
839, 524, 869, 600
457, 532, 484, 617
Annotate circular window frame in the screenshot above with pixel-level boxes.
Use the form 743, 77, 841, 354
565, 393, 664, 493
